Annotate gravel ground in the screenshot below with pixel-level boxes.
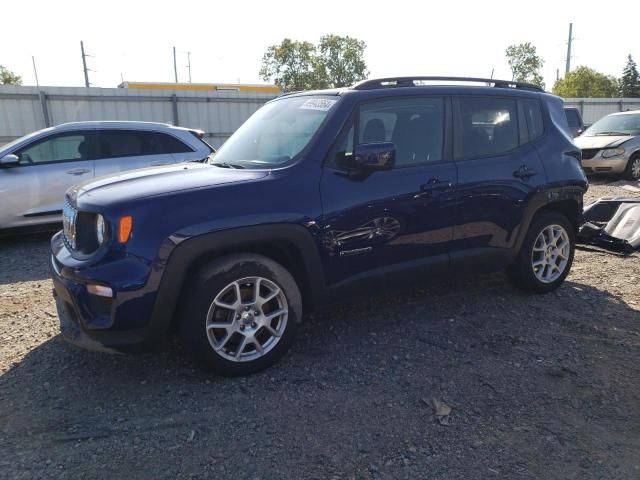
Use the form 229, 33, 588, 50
1, 181, 639, 480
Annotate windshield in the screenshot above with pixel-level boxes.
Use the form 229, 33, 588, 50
211, 95, 338, 168
583, 112, 640, 136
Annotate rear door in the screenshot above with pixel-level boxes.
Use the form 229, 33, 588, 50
0, 130, 97, 228
93, 129, 177, 177
320, 96, 458, 287
450, 95, 547, 267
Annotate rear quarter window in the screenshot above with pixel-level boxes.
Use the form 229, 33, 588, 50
523, 99, 544, 141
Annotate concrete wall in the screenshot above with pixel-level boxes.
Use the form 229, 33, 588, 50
0, 85, 278, 148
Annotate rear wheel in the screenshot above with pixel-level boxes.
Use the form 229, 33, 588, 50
507, 211, 575, 293
180, 254, 302, 376
625, 154, 640, 180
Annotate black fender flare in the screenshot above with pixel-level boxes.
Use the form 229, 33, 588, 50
510, 186, 585, 261
147, 223, 325, 339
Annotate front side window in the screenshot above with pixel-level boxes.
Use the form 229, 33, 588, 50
459, 97, 519, 158
212, 95, 338, 168
329, 97, 444, 169
16, 133, 92, 165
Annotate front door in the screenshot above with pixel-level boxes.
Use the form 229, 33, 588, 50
320, 96, 457, 287
0, 130, 96, 228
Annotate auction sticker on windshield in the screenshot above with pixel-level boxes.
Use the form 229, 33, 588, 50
300, 98, 337, 111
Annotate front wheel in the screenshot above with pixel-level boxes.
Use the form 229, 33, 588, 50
180, 254, 302, 376
625, 155, 640, 180
507, 211, 575, 293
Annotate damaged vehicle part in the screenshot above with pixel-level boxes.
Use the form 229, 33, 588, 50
578, 197, 640, 253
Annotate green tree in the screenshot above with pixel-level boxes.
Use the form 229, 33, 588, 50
505, 43, 545, 88
260, 36, 368, 92
619, 54, 640, 97
552, 66, 618, 97
315, 35, 368, 88
0, 65, 22, 85
259, 39, 319, 92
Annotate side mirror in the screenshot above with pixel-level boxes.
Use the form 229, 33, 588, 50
352, 142, 396, 171
0, 154, 19, 167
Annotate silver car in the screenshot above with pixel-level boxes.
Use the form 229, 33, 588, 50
0, 121, 212, 231
575, 111, 640, 180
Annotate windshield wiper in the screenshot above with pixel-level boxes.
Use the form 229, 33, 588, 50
594, 131, 630, 136
212, 162, 245, 169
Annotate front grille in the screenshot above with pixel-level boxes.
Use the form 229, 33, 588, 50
62, 198, 78, 250
581, 148, 600, 160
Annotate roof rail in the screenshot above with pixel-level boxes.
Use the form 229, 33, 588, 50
351, 76, 545, 92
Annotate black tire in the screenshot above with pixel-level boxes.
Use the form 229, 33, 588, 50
180, 254, 302, 376
624, 154, 640, 181
506, 211, 575, 294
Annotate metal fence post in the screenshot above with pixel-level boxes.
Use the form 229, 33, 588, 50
171, 94, 179, 126
38, 90, 51, 127
619, 100, 624, 112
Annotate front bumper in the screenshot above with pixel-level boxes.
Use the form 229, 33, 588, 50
50, 232, 164, 352
581, 157, 628, 174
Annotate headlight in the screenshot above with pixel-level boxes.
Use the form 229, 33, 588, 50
95, 214, 106, 245
602, 147, 625, 158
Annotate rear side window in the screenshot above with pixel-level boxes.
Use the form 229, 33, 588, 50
565, 109, 581, 128
523, 99, 544, 141
458, 97, 518, 158
97, 130, 160, 159
157, 133, 193, 153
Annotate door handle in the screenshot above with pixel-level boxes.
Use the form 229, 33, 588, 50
513, 165, 538, 179
418, 178, 452, 197
151, 162, 171, 166
420, 178, 452, 191
66, 168, 90, 175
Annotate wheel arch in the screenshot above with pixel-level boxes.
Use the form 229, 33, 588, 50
149, 224, 325, 336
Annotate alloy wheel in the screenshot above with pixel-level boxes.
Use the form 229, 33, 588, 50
205, 277, 288, 362
531, 224, 571, 284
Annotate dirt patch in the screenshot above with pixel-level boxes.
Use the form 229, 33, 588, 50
1, 182, 639, 479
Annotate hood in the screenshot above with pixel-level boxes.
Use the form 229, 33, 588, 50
575, 135, 634, 149
71, 162, 269, 207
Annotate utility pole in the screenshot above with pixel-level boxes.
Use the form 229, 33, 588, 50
173, 46, 178, 83
556, 68, 560, 81
80, 41, 90, 87
565, 23, 573, 76
187, 51, 192, 83
32, 56, 40, 87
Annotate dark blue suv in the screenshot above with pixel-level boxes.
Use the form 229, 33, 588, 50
50, 77, 587, 375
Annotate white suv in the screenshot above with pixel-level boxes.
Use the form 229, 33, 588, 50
0, 121, 213, 232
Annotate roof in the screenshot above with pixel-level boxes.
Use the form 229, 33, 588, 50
609, 110, 640, 116
53, 121, 192, 131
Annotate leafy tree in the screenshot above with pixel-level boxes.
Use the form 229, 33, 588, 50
619, 54, 640, 97
259, 39, 319, 93
315, 35, 368, 89
0, 65, 22, 85
260, 36, 368, 92
552, 66, 618, 97
505, 43, 545, 88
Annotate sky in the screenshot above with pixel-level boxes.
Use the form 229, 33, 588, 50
1, 0, 639, 90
